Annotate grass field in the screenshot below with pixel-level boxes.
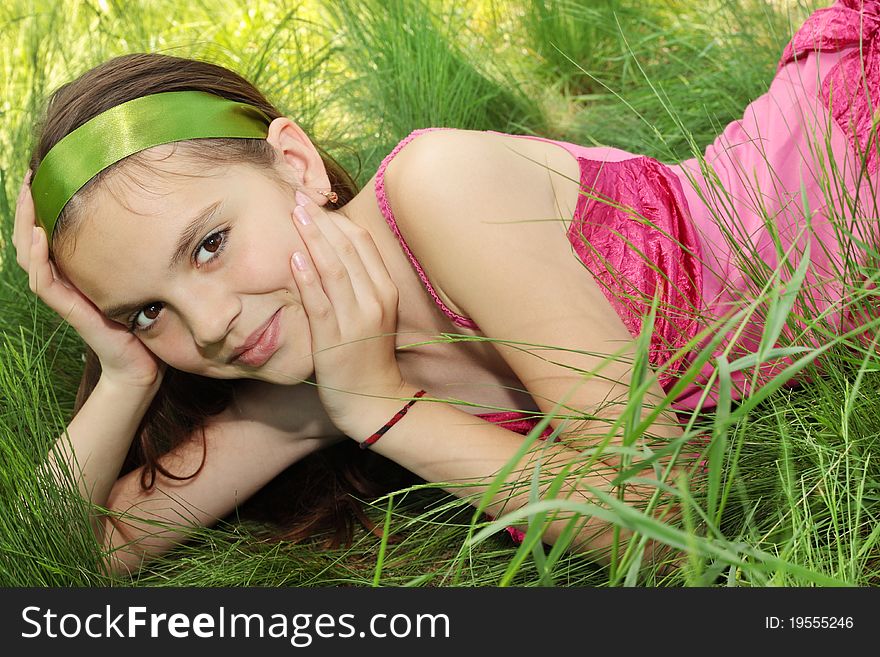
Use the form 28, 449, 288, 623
3, 0, 880, 587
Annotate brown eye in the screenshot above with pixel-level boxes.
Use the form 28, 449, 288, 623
194, 229, 229, 266
203, 233, 223, 253
130, 302, 164, 332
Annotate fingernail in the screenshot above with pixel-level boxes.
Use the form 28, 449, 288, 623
32, 227, 39, 244
25, 169, 32, 184
295, 190, 310, 206
292, 251, 308, 271
294, 205, 311, 226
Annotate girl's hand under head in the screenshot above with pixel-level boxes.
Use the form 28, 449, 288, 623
13, 170, 166, 392
290, 191, 407, 436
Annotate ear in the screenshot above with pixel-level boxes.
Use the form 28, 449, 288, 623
265, 117, 333, 205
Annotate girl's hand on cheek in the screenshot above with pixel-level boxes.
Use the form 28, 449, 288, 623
290, 191, 407, 436
13, 170, 166, 392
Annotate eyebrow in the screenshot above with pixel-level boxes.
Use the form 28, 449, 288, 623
102, 199, 225, 321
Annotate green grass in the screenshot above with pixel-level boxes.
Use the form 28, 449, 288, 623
3, 0, 880, 587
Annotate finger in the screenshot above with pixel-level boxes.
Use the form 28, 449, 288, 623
306, 211, 401, 351
296, 196, 382, 306
29, 228, 69, 308
29, 227, 87, 325
15, 170, 34, 264
324, 212, 398, 309
49, 259, 74, 290
14, 170, 35, 271
28, 226, 113, 344
309, 214, 393, 332
290, 245, 341, 346
292, 202, 362, 321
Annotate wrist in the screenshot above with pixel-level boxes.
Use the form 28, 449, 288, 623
344, 383, 426, 445
96, 373, 162, 404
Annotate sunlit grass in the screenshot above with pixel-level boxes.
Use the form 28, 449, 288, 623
3, 0, 879, 587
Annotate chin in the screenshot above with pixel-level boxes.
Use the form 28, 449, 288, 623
231, 354, 313, 386
162, 361, 250, 381
251, 368, 312, 386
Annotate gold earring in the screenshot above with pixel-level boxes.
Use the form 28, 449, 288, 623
318, 189, 339, 204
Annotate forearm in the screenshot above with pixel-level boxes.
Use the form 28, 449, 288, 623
347, 386, 681, 562
47, 376, 159, 522
95, 383, 345, 576
100, 431, 342, 577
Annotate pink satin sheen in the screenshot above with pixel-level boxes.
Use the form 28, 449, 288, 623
373, 1, 880, 546
376, 127, 704, 395
668, 0, 880, 411
375, 131, 706, 544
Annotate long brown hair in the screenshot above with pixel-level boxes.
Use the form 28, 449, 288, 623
29, 53, 418, 549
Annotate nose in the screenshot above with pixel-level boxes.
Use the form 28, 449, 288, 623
180, 288, 241, 351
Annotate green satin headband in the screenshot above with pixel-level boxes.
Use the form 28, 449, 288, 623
31, 90, 272, 241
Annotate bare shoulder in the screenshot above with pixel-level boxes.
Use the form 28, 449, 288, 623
384, 129, 490, 187
385, 128, 579, 220
381, 128, 583, 321
384, 128, 581, 247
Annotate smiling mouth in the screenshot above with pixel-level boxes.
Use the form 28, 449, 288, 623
230, 308, 283, 367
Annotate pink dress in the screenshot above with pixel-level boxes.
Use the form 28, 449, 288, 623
373, 0, 880, 544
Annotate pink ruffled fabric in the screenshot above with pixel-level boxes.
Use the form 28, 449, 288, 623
667, 0, 880, 411
372, 0, 880, 544
567, 156, 704, 392
779, 0, 880, 176
375, 130, 706, 544
375, 128, 704, 393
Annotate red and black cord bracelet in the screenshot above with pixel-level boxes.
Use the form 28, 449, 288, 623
360, 389, 428, 450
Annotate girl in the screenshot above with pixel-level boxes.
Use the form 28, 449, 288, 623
12, 0, 878, 577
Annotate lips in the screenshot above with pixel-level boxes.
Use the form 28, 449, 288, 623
228, 309, 282, 366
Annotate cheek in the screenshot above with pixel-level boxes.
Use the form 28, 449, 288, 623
236, 237, 298, 288
139, 337, 192, 371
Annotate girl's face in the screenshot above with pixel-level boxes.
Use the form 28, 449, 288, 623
61, 150, 315, 385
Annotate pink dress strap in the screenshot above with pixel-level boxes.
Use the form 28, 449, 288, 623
374, 127, 479, 330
